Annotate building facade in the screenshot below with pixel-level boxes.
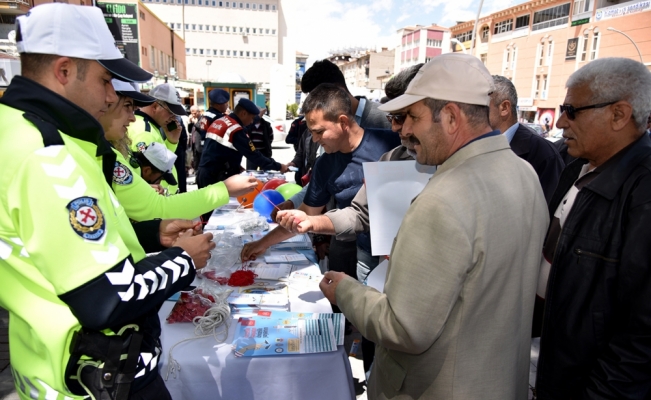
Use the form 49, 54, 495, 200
450, 0, 651, 128
394, 24, 451, 73
143, 0, 283, 84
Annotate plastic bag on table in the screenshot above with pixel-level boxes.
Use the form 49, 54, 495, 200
199, 232, 242, 284
227, 214, 269, 237
166, 280, 231, 324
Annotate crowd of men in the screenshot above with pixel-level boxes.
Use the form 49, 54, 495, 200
2, 3, 651, 400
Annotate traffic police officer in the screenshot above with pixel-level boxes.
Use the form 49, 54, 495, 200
103, 80, 258, 222
0, 4, 214, 399
129, 83, 187, 195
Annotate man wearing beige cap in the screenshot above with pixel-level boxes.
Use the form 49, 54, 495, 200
319, 53, 549, 399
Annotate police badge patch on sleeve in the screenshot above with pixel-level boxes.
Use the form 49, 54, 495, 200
67, 197, 106, 241
136, 141, 147, 152
113, 161, 133, 185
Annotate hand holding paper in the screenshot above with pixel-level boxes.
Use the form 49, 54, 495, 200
276, 209, 313, 234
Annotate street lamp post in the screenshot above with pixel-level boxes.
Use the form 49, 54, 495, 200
450, 38, 468, 54
206, 59, 212, 82
607, 27, 643, 63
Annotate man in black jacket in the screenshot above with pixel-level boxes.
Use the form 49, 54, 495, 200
535, 57, 651, 399
489, 75, 564, 202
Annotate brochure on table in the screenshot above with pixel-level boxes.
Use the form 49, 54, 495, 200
363, 160, 436, 256
232, 316, 338, 357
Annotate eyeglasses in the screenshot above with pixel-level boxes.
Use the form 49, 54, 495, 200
559, 101, 617, 121
156, 101, 173, 115
385, 113, 407, 125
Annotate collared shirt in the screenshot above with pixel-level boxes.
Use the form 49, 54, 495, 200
355, 97, 366, 126
503, 122, 519, 144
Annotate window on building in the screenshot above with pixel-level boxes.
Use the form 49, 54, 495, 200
199, 49, 204, 55
227, 50, 231, 56
212, 1, 216, 6
481, 26, 489, 40
590, 31, 600, 60
515, 14, 530, 29
547, 40, 553, 65
185, 23, 189, 30
453, 30, 473, 43
265, 29, 270, 34
246, 51, 250, 57
272, 29, 276, 35
538, 42, 545, 66
494, 19, 513, 35
233, 26, 236, 32
239, 27, 243, 33
192, 48, 197, 54
272, 52, 276, 58
192, 24, 196, 30
535, 74, 548, 99
573, 0, 592, 14
140, 11, 146, 19
219, 26, 223, 32
219, 1, 223, 5
213, 25, 217, 31
246, 2, 249, 8
265, 3, 269, 10
220, 50, 224, 55
185, 48, 190, 55
272, 4, 275, 10
480, 53, 487, 65
580, 31, 589, 61
176, 23, 182, 29
198, 0, 202, 5
246, 27, 250, 33
252, 3, 256, 9
532, 3, 570, 31
226, 26, 230, 32
199, 24, 203, 30
253, 28, 257, 33
240, 51, 244, 56
426, 39, 442, 47
239, 2, 243, 7
225, 1, 229, 5
253, 51, 257, 57
266, 52, 270, 57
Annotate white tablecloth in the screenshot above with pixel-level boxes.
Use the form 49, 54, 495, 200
157, 204, 355, 400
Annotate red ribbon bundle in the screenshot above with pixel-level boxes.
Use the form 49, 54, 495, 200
228, 262, 257, 286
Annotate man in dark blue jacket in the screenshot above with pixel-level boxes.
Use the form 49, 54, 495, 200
489, 75, 564, 202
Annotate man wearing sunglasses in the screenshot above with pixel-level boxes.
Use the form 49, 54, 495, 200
129, 83, 188, 195
535, 58, 651, 399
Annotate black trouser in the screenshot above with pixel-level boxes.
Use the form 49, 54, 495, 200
130, 374, 172, 400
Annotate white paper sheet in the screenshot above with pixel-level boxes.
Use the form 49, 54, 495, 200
363, 160, 437, 256
366, 258, 389, 292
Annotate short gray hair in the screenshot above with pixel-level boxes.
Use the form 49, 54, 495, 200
423, 98, 489, 128
491, 75, 518, 120
567, 58, 651, 131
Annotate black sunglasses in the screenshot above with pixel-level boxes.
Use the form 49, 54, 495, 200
559, 101, 617, 121
386, 113, 407, 125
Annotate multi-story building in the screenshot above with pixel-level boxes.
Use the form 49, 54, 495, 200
394, 24, 451, 73
450, 0, 651, 127
368, 48, 395, 90
143, 0, 284, 84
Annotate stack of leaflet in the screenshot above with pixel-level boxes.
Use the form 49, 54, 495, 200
231, 311, 343, 357
228, 282, 290, 315
252, 310, 345, 346
247, 262, 293, 281
271, 233, 312, 250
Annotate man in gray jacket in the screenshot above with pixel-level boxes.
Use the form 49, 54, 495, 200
319, 54, 549, 399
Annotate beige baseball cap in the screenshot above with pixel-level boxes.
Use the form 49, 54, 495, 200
379, 53, 495, 112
